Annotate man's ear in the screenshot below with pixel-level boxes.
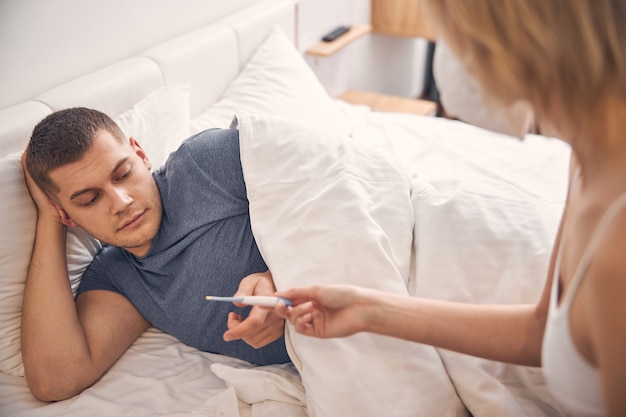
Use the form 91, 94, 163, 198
129, 137, 152, 170
52, 202, 78, 228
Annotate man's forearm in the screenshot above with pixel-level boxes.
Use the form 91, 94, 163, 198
21, 218, 95, 401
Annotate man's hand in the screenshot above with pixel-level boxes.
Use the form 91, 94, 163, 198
21, 152, 63, 223
223, 271, 285, 348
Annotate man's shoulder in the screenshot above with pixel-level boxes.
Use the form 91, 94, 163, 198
167, 127, 242, 174
91, 244, 129, 267
79, 245, 132, 296
153, 126, 247, 208
181, 128, 239, 151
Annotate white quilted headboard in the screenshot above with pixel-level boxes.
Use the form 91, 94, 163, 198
0, 0, 296, 158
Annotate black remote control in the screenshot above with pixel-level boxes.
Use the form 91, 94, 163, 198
322, 26, 351, 42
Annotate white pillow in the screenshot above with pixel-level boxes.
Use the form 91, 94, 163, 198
0, 85, 191, 377
0, 153, 102, 378
115, 85, 191, 169
191, 27, 350, 138
0, 152, 38, 377
236, 114, 465, 417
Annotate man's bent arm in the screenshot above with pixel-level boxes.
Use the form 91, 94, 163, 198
21, 214, 149, 401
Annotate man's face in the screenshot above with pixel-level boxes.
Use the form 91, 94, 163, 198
50, 129, 163, 257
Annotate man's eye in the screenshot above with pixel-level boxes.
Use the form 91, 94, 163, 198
82, 194, 100, 207
116, 167, 132, 182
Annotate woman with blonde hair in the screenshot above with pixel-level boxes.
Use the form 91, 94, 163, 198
274, 1, 626, 416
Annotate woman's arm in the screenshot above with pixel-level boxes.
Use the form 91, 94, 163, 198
277, 285, 546, 366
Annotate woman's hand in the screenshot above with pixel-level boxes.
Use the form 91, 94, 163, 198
223, 271, 285, 348
274, 285, 372, 339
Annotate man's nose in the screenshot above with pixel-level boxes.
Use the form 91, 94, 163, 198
110, 186, 133, 214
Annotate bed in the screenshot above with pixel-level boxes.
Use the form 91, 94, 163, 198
0, 1, 571, 416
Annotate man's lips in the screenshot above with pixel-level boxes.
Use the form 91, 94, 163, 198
118, 211, 146, 231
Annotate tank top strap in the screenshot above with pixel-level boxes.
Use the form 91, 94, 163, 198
560, 191, 626, 308
551, 168, 582, 288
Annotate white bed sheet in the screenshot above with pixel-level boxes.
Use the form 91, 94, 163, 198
0, 328, 238, 417
0, 326, 305, 417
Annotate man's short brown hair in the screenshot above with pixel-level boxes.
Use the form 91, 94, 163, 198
25, 107, 126, 197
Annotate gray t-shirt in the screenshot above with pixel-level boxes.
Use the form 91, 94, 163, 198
78, 128, 290, 365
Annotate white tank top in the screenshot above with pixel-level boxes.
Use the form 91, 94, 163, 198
542, 177, 626, 417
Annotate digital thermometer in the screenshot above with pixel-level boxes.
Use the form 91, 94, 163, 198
205, 295, 292, 307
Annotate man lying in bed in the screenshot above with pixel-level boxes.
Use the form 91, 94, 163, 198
21, 107, 289, 402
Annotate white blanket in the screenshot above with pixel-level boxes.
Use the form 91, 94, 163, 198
207, 363, 306, 417
235, 110, 570, 417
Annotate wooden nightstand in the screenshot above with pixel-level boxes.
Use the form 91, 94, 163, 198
371, 0, 437, 41
305, 25, 372, 57
339, 90, 436, 116
304, 15, 436, 117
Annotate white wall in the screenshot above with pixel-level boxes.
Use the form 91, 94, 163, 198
0, 0, 260, 109
0, 0, 429, 108
296, 0, 430, 98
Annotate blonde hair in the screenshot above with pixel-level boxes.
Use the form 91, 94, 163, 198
425, 0, 626, 133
